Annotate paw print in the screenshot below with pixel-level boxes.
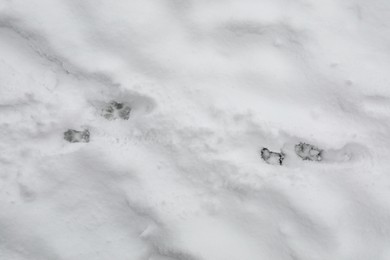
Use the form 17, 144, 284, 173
102, 101, 131, 120
64, 129, 90, 143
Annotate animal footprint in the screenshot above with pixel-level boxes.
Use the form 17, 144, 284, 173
102, 101, 131, 120
295, 143, 323, 161
64, 129, 90, 143
261, 148, 285, 165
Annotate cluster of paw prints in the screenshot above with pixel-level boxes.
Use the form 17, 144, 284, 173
63, 101, 131, 143
62, 102, 324, 167
261, 143, 322, 166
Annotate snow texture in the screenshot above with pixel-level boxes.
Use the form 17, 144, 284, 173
1, 0, 390, 260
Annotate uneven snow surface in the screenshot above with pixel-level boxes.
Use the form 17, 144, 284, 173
1, 1, 390, 259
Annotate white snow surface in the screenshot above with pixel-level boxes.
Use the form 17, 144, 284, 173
1, 0, 390, 259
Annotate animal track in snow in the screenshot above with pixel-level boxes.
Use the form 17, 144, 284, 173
102, 101, 131, 120
261, 148, 285, 165
64, 129, 90, 143
91, 89, 157, 120
295, 143, 323, 161
263, 141, 370, 166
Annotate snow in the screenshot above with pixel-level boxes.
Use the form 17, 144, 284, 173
1, 0, 390, 259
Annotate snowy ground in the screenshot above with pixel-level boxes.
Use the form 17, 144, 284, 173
1, 0, 390, 259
